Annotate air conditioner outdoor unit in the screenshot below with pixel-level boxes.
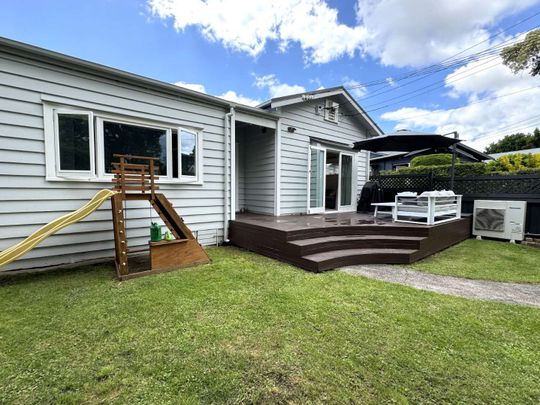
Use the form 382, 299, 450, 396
473, 200, 527, 243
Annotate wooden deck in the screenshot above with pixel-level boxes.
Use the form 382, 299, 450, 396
229, 212, 471, 272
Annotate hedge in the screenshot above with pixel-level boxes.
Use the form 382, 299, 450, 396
380, 162, 540, 177
380, 153, 540, 177
410, 153, 456, 167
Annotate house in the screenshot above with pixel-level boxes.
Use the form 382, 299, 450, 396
0, 37, 382, 271
370, 141, 491, 175
489, 147, 540, 159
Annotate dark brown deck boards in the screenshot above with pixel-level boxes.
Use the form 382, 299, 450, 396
230, 212, 471, 272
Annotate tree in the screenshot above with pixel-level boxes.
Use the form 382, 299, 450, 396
484, 128, 540, 154
501, 29, 540, 76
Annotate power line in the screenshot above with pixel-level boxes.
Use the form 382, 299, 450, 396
472, 115, 540, 141
361, 58, 501, 110
356, 54, 501, 102
475, 121, 540, 142
371, 85, 540, 119
342, 11, 540, 91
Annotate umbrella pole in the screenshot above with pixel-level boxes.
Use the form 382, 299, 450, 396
450, 131, 458, 190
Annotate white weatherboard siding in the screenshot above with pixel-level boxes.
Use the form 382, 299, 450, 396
278, 98, 369, 215
236, 126, 275, 215
0, 51, 229, 270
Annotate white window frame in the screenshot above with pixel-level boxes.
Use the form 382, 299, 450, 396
53, 109, 95, 179
177, 128, 202, 182
43, 100, 204, 185
337, 151, 356, 211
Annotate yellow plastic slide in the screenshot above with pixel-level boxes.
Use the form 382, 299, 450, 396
0, 189, 117, 269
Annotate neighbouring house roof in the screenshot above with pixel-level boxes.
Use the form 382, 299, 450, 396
490, 147, 540, 159
258, 86, 384, 137
370, 151, 408, 162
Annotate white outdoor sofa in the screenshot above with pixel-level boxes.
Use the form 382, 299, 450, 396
392, 191, 462, 225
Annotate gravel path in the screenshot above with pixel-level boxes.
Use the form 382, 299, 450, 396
340, 265, 540, 307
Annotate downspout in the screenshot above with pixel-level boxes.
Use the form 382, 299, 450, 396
230, 108, 236, 220
223, 108, 233, 242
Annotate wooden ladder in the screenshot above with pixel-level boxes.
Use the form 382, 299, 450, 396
110, 154, 209, 280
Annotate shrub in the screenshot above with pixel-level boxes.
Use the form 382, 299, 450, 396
381, 162, 486, 177
485, 153, 540, 172
410, 154, 456, 167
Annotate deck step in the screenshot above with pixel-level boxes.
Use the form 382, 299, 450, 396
288, 234, 424, 255
301, 248, 418, 272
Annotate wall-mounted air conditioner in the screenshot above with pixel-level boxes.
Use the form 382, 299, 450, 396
473, 200, 527, 243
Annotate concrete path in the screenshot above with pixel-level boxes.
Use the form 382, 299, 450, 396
340, 265, 540, 307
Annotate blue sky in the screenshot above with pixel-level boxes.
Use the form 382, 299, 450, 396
1, 0, 540, 150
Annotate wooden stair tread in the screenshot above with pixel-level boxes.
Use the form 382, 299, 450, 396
149, 239, 189, 246
289, 234, 425, 246
302, 248, 417, 262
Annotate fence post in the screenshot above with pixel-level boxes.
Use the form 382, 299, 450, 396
429, 171, 434, 191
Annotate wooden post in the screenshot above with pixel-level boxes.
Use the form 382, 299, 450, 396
149, 159, 155, 198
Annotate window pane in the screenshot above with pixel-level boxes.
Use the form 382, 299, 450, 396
310, 148, 325, 209
103, 121, 167, 175
181, 131, 197, 176
340, 154, 353, 206
58, 114, 90, 171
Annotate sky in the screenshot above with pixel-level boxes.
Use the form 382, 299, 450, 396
1, 0, 540, 151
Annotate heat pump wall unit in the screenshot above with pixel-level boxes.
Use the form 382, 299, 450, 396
473, 200, 527, 242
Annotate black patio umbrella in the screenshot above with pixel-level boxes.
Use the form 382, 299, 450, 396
353, 130, 462, 189
353, 130, 461, 152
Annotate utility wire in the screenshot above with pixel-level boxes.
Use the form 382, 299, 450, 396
368, 85, 540, 119
344, 11, 540, 91
472, 115, 540, 140
361, 58, 502, 110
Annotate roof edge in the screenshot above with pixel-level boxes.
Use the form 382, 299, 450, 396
0, 36, 278, 119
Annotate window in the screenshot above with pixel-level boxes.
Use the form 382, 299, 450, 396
171, 129, 198, 179
101, 120, 168, 175
180, 130, 197, 177
45, 103, 203, 183
54, 110, 94, 174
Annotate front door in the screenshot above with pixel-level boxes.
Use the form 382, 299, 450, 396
308, 145, 326, 214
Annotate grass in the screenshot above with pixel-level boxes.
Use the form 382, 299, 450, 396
0, 247, 539, 404
409, 239, 540, 283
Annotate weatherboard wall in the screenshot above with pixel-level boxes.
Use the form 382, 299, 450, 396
277, 98, 370, 215
0, 50, 230, 271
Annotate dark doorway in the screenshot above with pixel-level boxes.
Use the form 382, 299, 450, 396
325, 151, 340, 210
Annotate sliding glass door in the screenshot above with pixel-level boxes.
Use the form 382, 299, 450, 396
339, 153, 354, 210
308, 146, 326, 213
308, 145, 356, 213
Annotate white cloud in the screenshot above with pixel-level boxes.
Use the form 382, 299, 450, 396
148, 0, 367, 64
174, 81, 207, 93
386, 77, 396, 87
217, 90, 261, 106
380, 54, 540, 151
152, 0, 538, 67
175, 81, 260, 106
343, 78, 367, 99
356, 0, 538, 67
254, 74, 306, 98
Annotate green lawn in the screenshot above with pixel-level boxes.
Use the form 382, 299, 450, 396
409, 239, 540, 283
1, 247, 539, 404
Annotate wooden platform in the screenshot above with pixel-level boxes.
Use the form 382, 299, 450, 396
229, 212, 471, 272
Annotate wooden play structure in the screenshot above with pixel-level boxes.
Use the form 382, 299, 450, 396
110, 154, 210, 280
0, 154, 210, 279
